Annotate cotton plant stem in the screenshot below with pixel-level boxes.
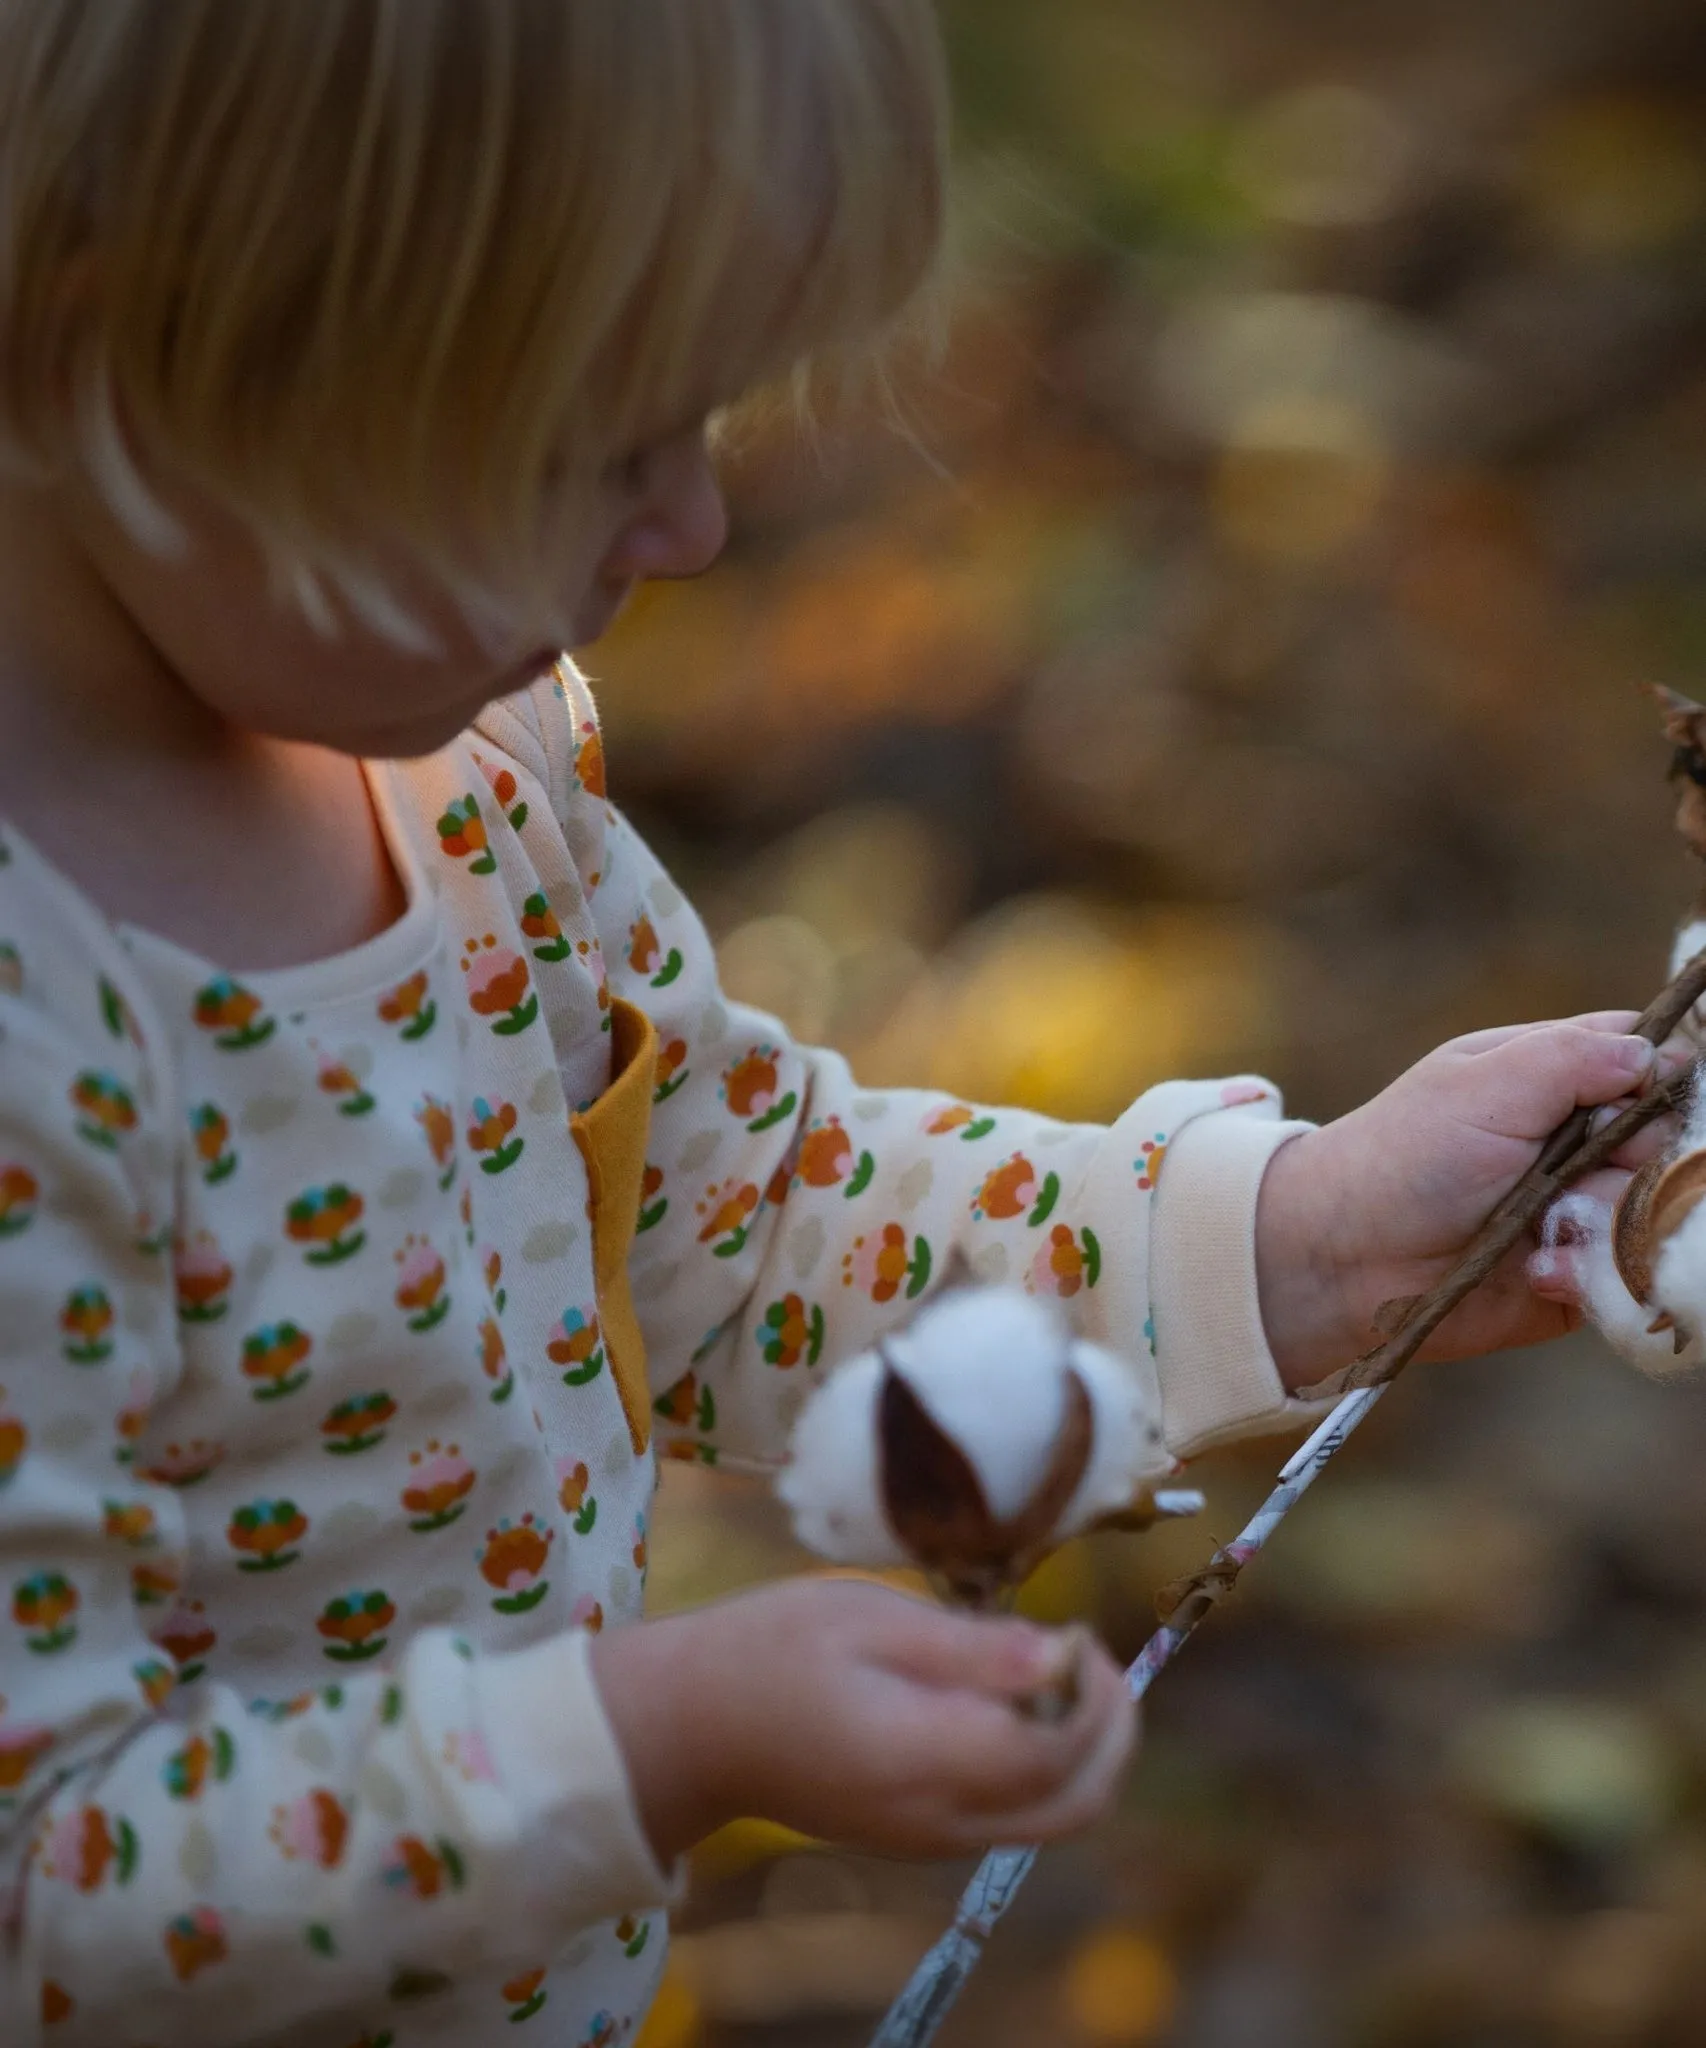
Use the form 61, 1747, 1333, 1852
868, 1008, 1702, 2048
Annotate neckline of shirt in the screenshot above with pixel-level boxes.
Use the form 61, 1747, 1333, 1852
2, 759, 445, 1012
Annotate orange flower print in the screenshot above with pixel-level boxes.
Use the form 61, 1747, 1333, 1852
0, 1392, 26, 1488
461, 933, 538, 1035
164, 1906, 227, 1982
922, 1101, 996, 1142
482, 1243, 506, 1310
226, 1498, 307, 1573
628, 914, 682, 989
317, 1590, 395, 1663
614, 1913, 650, 1959
402, 1440, 476, 1531
14, 1571, 78, 1654
468, 1096, 524, 1175
553, 1458, 598, 1535
696, 1177, 760, 1258
720, 1046, 796, 1132
971, 1153, 1059, 1227
192, 975, 274, 1051
314, 1045, 376, 1118
378, 968, 437, 1040
443, 1725, 500, 1785
162, 1725, 235, 1800
653, 1373, 717, 1437
577, 2011, 619, 2048
39, 1806, 138, 1892
633, 1515, 648, 1575
436, 793, 496, 874
1027, 1223, 1102, 1299
477, 1514, 554, 1613
842, 1223, 932, 1304
477, 754, 529, 830
653, 1035, 689, 1106
383, 1833, 466, 1899
154, 1599, 217, 1683
188, 1102, 237, 1184
477, 1314, 514, 1404
113, 1373, 151, 1466
285, 1183, 366, 1265
174, 1232, 233, 1323
547, 1307, 603, 1386
758, 1294, 825, 1369
101, 1498, 157, 1547
797, 1116, 876, 1198
570, 1595, 604, 1635
0, 1162, 37, 1239
59, 1284, 114, 1364
133, 1658, 177, 1708
637, 1162, 668, 1234
130, 1559, 179, 1606
503, 1967, 549, 2022
40, 1980, 73, 2025
1135, 1137, 1166, 1192
412, 1093, 457, 1189
520, 891, 572, 962
574, 724, 606, 799
0, 1700, 54, 1795
270, 1787, 350, 1868
240, 1321, 312, 1402
140, 1440, 224, 1487
394, 1233, 450, 1332
69, 1069, 137, 1149
320, 1392, 395, 1456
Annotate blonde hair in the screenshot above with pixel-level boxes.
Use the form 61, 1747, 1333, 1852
0, 0, 947, 639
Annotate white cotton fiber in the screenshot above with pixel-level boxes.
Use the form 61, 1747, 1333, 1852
1649, 1202, 1706, 1376
1549, 1190, 1706, 1379
777, 1286, 1175, 1570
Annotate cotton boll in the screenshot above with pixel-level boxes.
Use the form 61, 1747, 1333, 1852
880, 1289, 1084, 1524
778, 1286, 1176, 1577
1060, 1338, 1176, 1535
776, 1352, 906, 1567
1648, 1199, 1706, 1374
1550, 1191, 1703, 1376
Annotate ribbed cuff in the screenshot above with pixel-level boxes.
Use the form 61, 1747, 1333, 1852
1149, 1109, 1324, 1457
477, 1628, 683, 1926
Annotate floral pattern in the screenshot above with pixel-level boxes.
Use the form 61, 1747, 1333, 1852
0, 663, 1280, 2043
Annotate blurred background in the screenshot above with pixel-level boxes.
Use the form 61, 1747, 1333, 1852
599, 1, 1706, 2041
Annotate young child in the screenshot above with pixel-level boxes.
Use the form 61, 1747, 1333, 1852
0, 5, 1677, 2044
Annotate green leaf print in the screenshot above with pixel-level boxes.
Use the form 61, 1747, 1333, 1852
845, 1151, 876, 1199
746, 1091, 798, 1134
306, 1924, 337, 1958
491, 1583, 550, 1615
1082, 1226, 1102, 1288
405, 1296, 452, 1335
962, 1117, 997, 1141
490, 994, 540, 1036
1027, 1173, 1061, 1227
905, 1236, 934, 1300
573, 1497, 598, 1536
649, 949, 684, 989
560, 1351, 604, 1387
653, 1070, 688, 1104
305, 1232, 366, 1268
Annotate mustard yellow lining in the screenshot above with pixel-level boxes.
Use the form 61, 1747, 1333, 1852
570, 998, 659, 1454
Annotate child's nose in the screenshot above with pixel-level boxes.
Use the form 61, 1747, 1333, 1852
605, 446, 728, 584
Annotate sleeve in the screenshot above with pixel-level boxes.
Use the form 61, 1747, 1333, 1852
0, 859, 670, 2048
495, 673, 1321, 1475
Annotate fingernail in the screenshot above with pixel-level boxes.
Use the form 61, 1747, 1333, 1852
1614, 1036, 1656, 1075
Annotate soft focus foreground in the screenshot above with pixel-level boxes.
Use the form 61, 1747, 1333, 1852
605, 1, 1706, 2042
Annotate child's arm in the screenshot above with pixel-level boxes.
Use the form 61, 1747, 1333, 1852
489, 672, 1314, 1473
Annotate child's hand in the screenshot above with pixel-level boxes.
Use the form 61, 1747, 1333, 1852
1255, 1012, 1689, 1392
589, 1578, 1136, 1866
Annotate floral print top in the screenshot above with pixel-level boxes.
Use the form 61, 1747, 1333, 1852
0, 664, 1307, 2048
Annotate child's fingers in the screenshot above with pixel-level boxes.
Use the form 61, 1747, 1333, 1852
966, 1686, 1138, 1846
1447, 1011, 1641, 1058
1449, 1022, 1657, 1139
876, 1601, 1075, 1703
